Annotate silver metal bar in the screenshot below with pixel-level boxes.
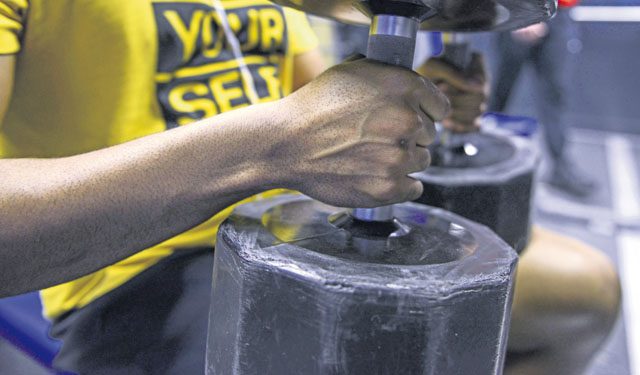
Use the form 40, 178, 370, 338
365, 15, 419, 69
352, 206, 395, 222
370, 15, 418, 39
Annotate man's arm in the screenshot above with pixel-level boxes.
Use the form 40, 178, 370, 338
0, 99, 285, 297
0, 58, 449, 297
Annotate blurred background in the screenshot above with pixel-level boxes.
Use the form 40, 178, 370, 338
1, 1, 639, 374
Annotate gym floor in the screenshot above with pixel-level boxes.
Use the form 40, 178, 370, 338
536, 129, 638, 375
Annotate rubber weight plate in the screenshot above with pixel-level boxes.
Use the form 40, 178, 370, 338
413, 131, 538, 253
207, 194, 517, 375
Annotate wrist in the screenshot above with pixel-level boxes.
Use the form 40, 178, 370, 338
255, 97, 306, 191
179, 101, 291, 202
219, 98, 304, 192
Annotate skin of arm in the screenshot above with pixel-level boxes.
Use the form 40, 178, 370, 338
0, 50, 325, 296
0, 49, 325, 296
0, 97, 293, 297
0, 55, 448, 298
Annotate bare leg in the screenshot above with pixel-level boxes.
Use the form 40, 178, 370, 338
505, 226, 621, 375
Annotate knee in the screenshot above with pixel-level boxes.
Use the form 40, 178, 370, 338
509, 227, 622, 351
555, 235, 621, 332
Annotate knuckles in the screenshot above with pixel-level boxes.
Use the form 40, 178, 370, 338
371, 104, 423, 138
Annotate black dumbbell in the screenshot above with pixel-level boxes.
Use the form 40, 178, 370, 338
414, 130, 538, 252
207, 195, 517, 375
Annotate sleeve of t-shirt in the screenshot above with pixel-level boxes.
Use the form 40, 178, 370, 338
283, 8, 319, 56
0, 0, 28, 54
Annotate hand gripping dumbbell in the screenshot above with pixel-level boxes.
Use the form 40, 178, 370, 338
207, 1, 555, 374
414, 34, 539, 253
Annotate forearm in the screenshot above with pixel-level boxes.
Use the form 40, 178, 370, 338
0, 101, 287, 297
0, 58, 450, 297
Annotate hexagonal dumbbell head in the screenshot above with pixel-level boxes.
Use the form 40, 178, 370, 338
414, 131, 538, 252
207, 195, 517, 375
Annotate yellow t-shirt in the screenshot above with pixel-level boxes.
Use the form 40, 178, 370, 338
0, 0, 318, 318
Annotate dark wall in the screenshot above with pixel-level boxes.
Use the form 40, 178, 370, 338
474, 3, 640, 134
567, 21, 640, 133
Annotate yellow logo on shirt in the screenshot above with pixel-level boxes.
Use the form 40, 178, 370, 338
153, 1, 288, 127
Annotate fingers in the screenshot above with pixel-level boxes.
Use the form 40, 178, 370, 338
423, 60, 471, 91
382, 139, 430, 177
405, 178, 424, 202
373, 177, 424, 206
437, 79, 486, 133
416, 76, 450, 123
418, 58, 485, 94
439, 83, 485, 107
442, 118, 481, 133
414, 111, 436, 147
391, 177, 424, 204
447, 92, 485, 121
411, 145, 431, 172
397, 75, 438, 174
391, 89, 435, 174
395, 125, 432, 177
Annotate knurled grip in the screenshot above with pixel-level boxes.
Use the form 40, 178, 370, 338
366, 33, 416, 69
